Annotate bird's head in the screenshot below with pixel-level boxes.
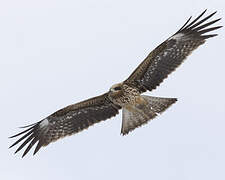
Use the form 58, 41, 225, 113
108, 83, 124, 100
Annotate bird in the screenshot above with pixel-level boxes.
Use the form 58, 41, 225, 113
9, 10, 222, 157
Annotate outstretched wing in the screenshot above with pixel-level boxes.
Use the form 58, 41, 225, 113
9, 93, 121, 157
125, 10, 222, 92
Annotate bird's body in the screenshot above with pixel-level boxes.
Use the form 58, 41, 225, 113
9, 10, 222, 157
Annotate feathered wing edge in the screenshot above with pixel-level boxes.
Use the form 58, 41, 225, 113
175, 9, 222, 39
9, 121, 46, 157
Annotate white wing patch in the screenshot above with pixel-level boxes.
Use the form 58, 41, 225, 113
169, 33, 184, 41
39, 118, 49, 128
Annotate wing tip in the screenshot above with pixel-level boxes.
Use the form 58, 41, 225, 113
9, 122, 44, 158
175, 10, 222, 40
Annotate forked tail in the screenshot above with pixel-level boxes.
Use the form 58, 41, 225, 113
121, 95, 177, 135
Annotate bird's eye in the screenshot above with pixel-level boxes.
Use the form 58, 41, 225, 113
114, 86, 122, 91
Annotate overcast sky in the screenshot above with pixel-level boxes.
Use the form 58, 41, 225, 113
1, 0, 225, 180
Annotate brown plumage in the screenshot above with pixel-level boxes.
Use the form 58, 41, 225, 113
9, 10, 222, 157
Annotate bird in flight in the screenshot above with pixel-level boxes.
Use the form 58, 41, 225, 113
9, 10, 222, 157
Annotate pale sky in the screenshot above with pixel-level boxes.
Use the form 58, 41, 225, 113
1, 1, 225, 180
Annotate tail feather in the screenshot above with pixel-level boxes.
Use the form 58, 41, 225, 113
141, 95, 177, 114
121, 95, 177, 135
